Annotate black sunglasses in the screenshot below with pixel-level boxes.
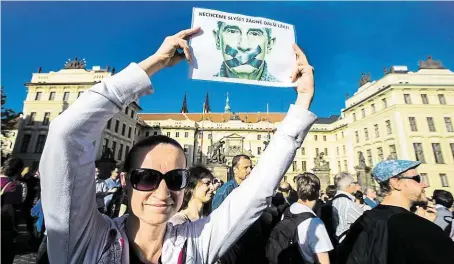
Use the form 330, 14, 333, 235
129, 168, 189, 192
397, 175, 421, 183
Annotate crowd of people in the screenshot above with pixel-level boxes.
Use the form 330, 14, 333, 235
2, 27, 454, 264
1, 157, 43, 264
3, 154, 454, 264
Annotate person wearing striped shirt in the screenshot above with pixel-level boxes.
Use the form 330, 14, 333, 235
332, 172, 364, 242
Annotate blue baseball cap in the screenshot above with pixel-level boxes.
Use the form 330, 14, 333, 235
372, 160, 421, 183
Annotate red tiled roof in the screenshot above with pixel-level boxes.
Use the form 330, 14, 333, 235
138, 112, 286, 123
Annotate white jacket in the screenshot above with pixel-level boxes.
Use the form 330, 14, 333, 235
40, 63, 317, 263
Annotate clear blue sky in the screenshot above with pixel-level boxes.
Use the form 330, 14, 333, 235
2, 1, 454, 117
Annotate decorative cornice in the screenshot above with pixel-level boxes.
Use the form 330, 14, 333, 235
25, 82, 98, 86
64, 57, 87, 69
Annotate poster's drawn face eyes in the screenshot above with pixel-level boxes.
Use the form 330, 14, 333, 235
219, 24, 269, 74
247, 29, 265, 37
224, 26, 241, 35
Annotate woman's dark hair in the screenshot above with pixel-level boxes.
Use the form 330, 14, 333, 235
123, 135, 186, 173
354, 191, 365, 204
180, 165, 214, 215
2, 156, 24, 178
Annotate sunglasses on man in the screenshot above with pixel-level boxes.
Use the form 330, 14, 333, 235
397, 174, 422, 183
129, 168, 189, 192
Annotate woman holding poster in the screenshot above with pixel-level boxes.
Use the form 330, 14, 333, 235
39, 26, 317, 263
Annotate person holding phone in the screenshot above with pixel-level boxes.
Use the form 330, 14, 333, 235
40, 27, 317, 263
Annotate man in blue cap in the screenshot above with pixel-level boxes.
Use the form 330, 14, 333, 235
336, 159, 454, 264
372, 159, 427, 208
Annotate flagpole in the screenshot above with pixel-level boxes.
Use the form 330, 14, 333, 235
267, 103, 270, 136
200, 103, 205, 163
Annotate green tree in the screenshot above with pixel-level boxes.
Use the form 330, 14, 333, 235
1, 87, 19, 132
1, 87, 21, 161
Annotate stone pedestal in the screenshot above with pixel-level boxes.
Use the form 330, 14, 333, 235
355, 166, 376, 189
313, 168, 331, 192
207, 164, 230, 182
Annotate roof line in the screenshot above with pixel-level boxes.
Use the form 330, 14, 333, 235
138, 112, 288, 115
25, 82, 99, 86
344, 85, 391, 112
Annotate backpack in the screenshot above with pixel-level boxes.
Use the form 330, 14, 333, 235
266, 210, 315, 264
336, 205, 406, 264
318, 193, 350, 246
443, 212, 454, 236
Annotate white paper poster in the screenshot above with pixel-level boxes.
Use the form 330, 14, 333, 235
189, 8, 297, 87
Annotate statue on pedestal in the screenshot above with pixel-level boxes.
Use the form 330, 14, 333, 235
359, 73, 371, 87
312, 152, 330, 190
314, 152, 329, 170
358, 151, 366, 169
209, 140, 226, 164
418, 56, 445, 70
355, 151, 374, 188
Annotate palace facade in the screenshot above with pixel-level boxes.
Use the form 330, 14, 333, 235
137, 57, 454, 193
11, 58, 141, 170
9, 57, 454, 194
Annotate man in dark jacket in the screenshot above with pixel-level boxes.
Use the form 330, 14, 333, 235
338, 160, 454, 264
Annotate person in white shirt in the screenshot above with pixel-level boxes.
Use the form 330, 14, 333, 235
291, 172, 333, 264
